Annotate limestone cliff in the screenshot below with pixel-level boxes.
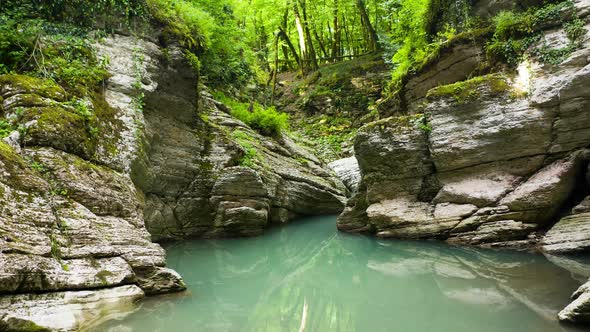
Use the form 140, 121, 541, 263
0, 33, 345, 331
337, 0, 590, 322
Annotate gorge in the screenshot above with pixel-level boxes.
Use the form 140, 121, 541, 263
1, 0, 590, 331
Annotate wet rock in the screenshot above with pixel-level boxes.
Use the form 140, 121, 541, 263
499, 155, 582, 225
542, 212, 590, 254
0, 285, 144, 332
339, 26, 590, 249
558, 279, 590, 323
135, 267, 186, 295
0, 255, 135, 293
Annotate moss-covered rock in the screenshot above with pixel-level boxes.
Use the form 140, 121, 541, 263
426, 73, 515, 104
22, 106, 97, 159
0, 74, 66, 102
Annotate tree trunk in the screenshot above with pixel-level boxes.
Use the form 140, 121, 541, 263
278, 27, 301, 71
299, 0, 318, 71
331, 0, 341, 60
356, 0, 379, 52
292, 0, 308, 74
271, 33, 280, 105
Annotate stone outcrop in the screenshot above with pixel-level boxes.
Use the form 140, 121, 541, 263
338, 3, 590, 323
93, 35, 345, 242
0, 69, 185, 329
0, 31, 345, 330
0, 285, 144, 332
339, 5, 590, 250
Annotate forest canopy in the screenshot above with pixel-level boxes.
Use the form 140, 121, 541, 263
0, 0, 477, 87
1, 0, 573, 94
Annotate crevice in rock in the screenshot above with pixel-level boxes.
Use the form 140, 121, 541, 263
540, 157, 590, 234
418, 116, 442, 202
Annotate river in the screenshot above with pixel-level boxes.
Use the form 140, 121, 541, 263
99, 215, 589, 332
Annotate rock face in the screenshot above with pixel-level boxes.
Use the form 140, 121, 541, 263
339, 7, 590, 249
0, 32, 345, 330
328, 157, 361, 193
100, 35, 347, 240
0, 285, 144, 332
0, 71, 185, 329
338, 3, 590, 323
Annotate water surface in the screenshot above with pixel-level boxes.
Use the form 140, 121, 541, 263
101, 215, 589, 332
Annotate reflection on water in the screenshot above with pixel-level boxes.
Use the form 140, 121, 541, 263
99, 216, 589, 332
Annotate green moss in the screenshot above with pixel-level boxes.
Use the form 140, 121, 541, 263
49, 233, 62, 261
23, 105, 97, 158
0, 141, 46, 193
231, 129, 262, 168
0, 74, 65, 100
291, 115, 357, 162
0, 318, 52, 332
96, 270, 114, 285
426, 74, 513, 103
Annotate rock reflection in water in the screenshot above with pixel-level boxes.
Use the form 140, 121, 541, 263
99, 216, 589, 332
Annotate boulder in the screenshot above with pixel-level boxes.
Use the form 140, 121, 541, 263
558, 279, 590, 323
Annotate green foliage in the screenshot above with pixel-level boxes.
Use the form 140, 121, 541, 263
49, 233, 62, 260
146, 0, 213, 51
411, 115, 431, 133
565, 17, 586, 43
0, 15, 109, 96
486, 0, 585, 66
232, 130, 260, 168
185, 51, 201, 74
215, 92, 289, 137
147, 0, 253, 88
293, 115, 357, 162
0, 121, 14, 138
385, 0, 477, 91
29, 161, 48, 174
12, 0, 147, 28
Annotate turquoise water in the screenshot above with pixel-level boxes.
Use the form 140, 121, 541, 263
100, 216, 588, 332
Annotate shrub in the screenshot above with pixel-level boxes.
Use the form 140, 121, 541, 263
214, 92, 289, 137
0, 16, 109, 95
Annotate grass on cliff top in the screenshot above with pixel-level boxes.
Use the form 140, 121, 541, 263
213, 91, 289, 137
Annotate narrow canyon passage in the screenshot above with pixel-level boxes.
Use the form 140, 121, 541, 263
99, 216, 589, 332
